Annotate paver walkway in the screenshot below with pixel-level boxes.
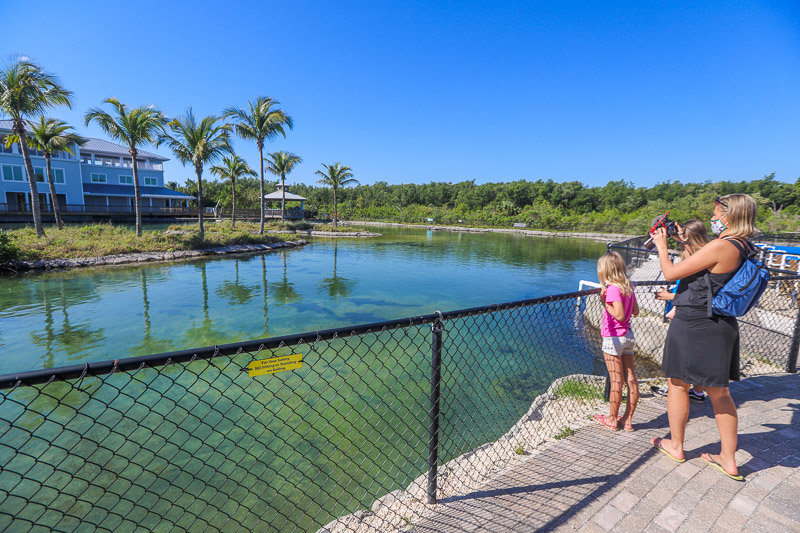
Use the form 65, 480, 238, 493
413, 373, 800, 532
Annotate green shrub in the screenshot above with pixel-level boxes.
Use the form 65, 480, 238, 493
0, 230, 19, 262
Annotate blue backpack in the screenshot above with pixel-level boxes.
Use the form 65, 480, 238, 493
705, 238, 770, 317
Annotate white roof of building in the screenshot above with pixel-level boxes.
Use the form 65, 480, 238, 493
0, 119, 168, 161
264, 186, 306, 201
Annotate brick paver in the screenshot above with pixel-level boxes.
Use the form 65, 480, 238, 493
412, 373, 800, 532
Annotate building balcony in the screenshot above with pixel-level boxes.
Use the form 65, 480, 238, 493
80, 157, 163, 171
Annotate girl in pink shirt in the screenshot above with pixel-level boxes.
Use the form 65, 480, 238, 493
594, 251, 640, 431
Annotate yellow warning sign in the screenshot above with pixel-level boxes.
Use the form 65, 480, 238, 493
248, 353, 303, 377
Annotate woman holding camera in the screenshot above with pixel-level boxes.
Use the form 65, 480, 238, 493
650, 194, 758, 481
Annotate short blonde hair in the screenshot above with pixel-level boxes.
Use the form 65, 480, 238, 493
597, 251, 633, 296
718, 194, 758, 238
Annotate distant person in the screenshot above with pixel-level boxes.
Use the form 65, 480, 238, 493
593, 251, 640, 432
650, 194, 758, 481
652, 219, 710, 402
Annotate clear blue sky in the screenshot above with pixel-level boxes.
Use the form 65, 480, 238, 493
2, 0, 799, 188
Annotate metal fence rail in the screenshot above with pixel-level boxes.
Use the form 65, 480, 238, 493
1, 282, 798, 533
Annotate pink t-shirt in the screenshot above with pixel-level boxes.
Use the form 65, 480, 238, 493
601, 284, 636, 337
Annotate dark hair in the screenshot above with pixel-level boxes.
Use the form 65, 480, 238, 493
680, 219, 710, 251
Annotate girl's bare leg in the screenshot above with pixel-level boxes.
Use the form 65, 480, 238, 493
603, 352, 623, 427
658, 378, 690, 460
619, 352, 638, 428
704, 386, 739, 475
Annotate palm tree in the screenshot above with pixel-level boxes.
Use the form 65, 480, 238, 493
0, 57, 73, 237
211, 154, 256, 228
85, 98, 167, 236
265, 151, 302, 223
7, 117, 85, 229
158, 109, 231, 239
315, 163, 359, 226
224, 97, 293, 234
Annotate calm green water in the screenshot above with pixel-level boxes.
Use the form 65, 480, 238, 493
0, 228, 609, 532
0, 227, 606, 375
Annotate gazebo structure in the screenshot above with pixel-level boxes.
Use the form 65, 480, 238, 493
264, 185, 306, 220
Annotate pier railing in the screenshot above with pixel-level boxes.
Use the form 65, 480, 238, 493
1, 282, 798, 532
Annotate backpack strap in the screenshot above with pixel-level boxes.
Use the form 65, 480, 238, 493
704, 237, 753, 317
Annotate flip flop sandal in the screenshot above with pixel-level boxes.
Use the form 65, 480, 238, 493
702, 453, 744, 481
617, 416, 634, 432
651, 437, 686, 463
593, 414, 619, 431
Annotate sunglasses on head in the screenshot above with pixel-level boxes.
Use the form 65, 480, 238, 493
714, 197, 729, 208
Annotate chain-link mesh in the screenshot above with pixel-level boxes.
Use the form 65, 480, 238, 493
1, 279, 798, 533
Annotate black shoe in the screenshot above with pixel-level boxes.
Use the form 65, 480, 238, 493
650, 384, 668, 397
688, 389, 706, 402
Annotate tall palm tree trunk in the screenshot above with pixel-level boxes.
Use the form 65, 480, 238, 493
258, 143, 265, 235
15, 125, 45, 237
230, 177, 236, 228
130, 149, 143, 236
44, 153, 64, 229
196, 164, 205, 240
281, 174, 286, 223
333, 187, 338, 226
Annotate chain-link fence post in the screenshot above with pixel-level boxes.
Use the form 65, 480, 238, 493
787, 303, 800, 373
428, 316, 444, 505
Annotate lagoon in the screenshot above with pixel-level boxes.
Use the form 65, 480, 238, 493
0, 227, 607, 376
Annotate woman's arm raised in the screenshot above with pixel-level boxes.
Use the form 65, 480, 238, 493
652, 228, 741, 282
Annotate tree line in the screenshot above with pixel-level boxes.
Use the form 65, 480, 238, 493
170, 172, 800, 234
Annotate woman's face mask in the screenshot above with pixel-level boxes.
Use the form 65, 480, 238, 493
710, 211, 727, 235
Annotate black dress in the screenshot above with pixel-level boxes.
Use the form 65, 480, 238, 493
662, 268, 740, 387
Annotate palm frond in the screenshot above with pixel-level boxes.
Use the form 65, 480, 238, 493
85, 97, 166, 152
316, 162, 359, 189
0, 57, 73, 122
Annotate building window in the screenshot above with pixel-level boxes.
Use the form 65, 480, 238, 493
0, 137, 14, 154
120, 175, 133, 184
2, 165, 24, 181
53, 168, 65, 184
144, 177, 157, 186
91, 173, 107, 183
33, 167, 45, 182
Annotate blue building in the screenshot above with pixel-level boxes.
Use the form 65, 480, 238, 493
0, 119, 192, 215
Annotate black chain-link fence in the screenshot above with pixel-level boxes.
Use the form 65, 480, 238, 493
1, 279, 798, 533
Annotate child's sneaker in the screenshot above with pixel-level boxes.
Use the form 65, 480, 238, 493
688, 388, 706, 402
650, 384, 668, 397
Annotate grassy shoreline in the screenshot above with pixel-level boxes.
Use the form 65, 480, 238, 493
0, 221, 310, 261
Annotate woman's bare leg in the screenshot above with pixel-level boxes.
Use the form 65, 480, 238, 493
657, 378, 690, 460
619, 352, 638, 428
603, 352, 623, 427
704, 386, 739, 475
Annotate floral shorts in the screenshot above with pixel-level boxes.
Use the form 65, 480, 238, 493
602, 330, 635, 356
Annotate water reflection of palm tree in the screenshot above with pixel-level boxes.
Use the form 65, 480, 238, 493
215, 258, 257, 305
184, 262, 231, 347
29, 291, 55, 369
130, 269, 173, 356
31, 279, 104, 362
320, 241, 354, 299
269, 252, 300, 305
261, 254, 270, 337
